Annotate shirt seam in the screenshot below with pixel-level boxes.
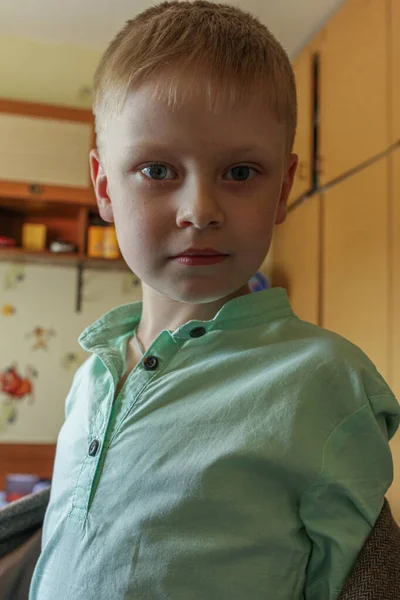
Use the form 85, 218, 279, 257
302, 392, 394, 497
301, 401, 370, 497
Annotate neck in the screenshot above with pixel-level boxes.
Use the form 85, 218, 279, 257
136, 283, 251, 349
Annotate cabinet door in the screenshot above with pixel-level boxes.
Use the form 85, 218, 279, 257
272, 196, 321, 325
319, 0, 388, 184
392, 150, 400, 399
0, 112, 92, 188
289, 47, 314, 206
322, 159, 389, 378
392, 0, 400, 141
388, 149, 400, 523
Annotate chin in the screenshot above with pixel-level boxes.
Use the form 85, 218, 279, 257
160, 280, 251, 304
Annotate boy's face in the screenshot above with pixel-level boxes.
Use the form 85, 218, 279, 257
90, 75, 297, 304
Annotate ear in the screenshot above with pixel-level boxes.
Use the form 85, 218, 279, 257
275, 153, 298, 225
89, 149, 114, 223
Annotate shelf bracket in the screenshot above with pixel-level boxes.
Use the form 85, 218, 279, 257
76, 263, 84, 313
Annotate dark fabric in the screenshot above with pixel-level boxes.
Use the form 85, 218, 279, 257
339, 499, 400, 600
0, 487, 50, 559
0, 528, 42, 600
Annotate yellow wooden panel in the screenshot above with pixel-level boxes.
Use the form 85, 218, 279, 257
392, 150, 400, 398
289, 48, 314, 206
391, 0, 400, 140
322, 159, 389, 378
0, 113, 92, 188
319, 0, 388, 184
272, 196, 320, 324
388, 149, 400, 523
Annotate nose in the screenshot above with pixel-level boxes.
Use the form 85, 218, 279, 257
176, 178, 225, 230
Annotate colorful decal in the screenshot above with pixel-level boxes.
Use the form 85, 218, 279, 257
26, 327, 56, 351
0, 401, 18, 431
1, 304, 16, 316
121, 273, 141, 295
3, 265, 26, 290
61, 351, 86, 371
0, 365, 37, 432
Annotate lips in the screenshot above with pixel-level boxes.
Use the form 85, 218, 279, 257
172, 248, 227, 257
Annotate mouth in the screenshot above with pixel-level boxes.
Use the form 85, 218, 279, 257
168, 247, 230, 266
170, 247, 229, 258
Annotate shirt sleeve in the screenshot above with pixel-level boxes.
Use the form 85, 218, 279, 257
299, 393, 400, 600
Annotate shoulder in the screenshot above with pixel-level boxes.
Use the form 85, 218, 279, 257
270, 316, 399, 439
279, 316, 393, 399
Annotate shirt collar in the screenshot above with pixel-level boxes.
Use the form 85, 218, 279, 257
79, 287, 293, 352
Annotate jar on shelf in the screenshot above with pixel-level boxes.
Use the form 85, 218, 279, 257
22, 223, 47, 251
103, 226, 120, 259
87, 225, 105, 258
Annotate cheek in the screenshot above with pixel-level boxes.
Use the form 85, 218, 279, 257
234, 201, 278, 260
236, 200, 278, 237
112, 202, 167, 263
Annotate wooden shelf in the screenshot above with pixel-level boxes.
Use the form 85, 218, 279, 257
83, 256, 128, 271
0, 247, 128, 270
0, 180, 96, 208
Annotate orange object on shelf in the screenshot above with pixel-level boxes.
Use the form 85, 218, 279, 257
6, 491, 24, 502
22, 223, 47, 251
87, 225, 105, 258
103, 226, 120, 259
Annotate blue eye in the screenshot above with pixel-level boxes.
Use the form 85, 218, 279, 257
225, 166, 257, 182
140, 164, 176, 180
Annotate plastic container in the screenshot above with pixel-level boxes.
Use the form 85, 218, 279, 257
87, 226, 105, 258
103, 226, 120, 259
49, 240, 77, 254
22, 223, 47, 251
6, 474, 40, 501
0, 235, 17, 248
32, 480, 51, 494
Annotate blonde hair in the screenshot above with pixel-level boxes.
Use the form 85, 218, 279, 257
93, 0, 297, 157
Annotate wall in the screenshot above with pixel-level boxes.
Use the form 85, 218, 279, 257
0, 262, 142, 441
0, 35, 100, 108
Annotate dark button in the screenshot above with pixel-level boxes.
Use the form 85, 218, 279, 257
143, 356, 159, 371
190, 327, 207, 338
88, 439, 99, 457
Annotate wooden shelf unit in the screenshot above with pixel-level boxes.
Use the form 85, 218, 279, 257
0, 247, 127, 271
0, 98, 129, 273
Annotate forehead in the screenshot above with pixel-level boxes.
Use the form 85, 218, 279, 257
106, 74, 287, 160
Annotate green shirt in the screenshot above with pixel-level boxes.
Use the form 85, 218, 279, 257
29, 288, 399, 600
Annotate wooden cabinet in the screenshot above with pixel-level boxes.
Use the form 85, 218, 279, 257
272, 196, 321, 325
0, 112, 91, 188
389, 148, 400, 523
319, 0, 388, 184
0, 99, 96, 206
322, 159, 389, 378
290, 47, 314, 205
391, 0, 400, 141
392, 150, 400, 399
0, 98, 127, 272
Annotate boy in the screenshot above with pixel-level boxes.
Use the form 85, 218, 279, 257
30, 2, 399, 599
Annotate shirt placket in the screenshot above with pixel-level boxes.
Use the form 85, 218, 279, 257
69, 346, 122, 521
